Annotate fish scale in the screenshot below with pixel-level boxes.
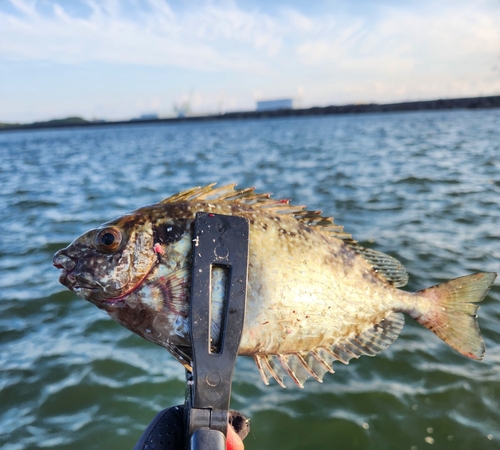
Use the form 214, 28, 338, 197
53, 184, 497, 388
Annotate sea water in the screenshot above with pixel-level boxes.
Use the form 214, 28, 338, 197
1, 109, 500, 450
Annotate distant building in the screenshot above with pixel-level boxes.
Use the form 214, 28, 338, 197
131, 113, 159, 121
256, 99, 293, 112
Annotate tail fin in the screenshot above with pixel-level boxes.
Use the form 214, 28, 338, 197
414, 272, 496, 360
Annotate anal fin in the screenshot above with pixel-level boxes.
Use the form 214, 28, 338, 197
254, 354, 287, 388
329, 312, 405, 363
253, 311, 405, 388
254, 353, 323, 388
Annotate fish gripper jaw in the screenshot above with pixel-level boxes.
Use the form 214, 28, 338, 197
186, 212, 249, 449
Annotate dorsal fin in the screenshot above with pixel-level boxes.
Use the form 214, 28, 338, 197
347, 243, 409, 288
254, 312, 405, 388
160, 184, 408, 285
160, 184, 352, 238
160, 183, 220, 203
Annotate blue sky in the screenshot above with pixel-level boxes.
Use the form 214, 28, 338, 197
1, 0, 499, 123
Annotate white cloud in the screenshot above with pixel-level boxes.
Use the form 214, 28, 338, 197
0, 0, 282, 72
296, 5, 500, 67
2, 1, 499, 76
1, 0, 500, 122
290, 3, 500, 104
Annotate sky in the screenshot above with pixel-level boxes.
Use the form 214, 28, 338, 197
1, 0, 500, 123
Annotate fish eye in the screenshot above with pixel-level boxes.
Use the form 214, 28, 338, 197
95, 227, 122, 253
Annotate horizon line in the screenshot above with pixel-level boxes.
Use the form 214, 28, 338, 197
1, 94, 499, 133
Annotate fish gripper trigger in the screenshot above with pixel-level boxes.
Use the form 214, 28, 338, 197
186, 212, 249, 449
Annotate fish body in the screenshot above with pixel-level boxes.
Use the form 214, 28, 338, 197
53, 184, 496, 387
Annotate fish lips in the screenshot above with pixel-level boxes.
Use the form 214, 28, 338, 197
54, 267, 101, 299
58, 270, 75, 289
53, 250, 106, 300
53, 250, 77, 287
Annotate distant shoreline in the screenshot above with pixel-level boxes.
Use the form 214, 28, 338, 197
1, 94, 499, 132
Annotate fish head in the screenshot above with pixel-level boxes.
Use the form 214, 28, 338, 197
53, 211, 158, 310
53, 203, 194, 364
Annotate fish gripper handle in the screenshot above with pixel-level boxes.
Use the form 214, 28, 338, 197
186, 212, 249, 449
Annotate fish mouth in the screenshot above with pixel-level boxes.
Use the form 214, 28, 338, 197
54, 252, 77, 288
102, 261, 158, 305
57, 268, 77, 290
58, 270, 102, 298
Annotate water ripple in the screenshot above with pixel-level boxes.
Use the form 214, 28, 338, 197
1, 109, 499, 449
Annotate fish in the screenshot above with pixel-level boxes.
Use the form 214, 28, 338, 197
53, 184, 497, 388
